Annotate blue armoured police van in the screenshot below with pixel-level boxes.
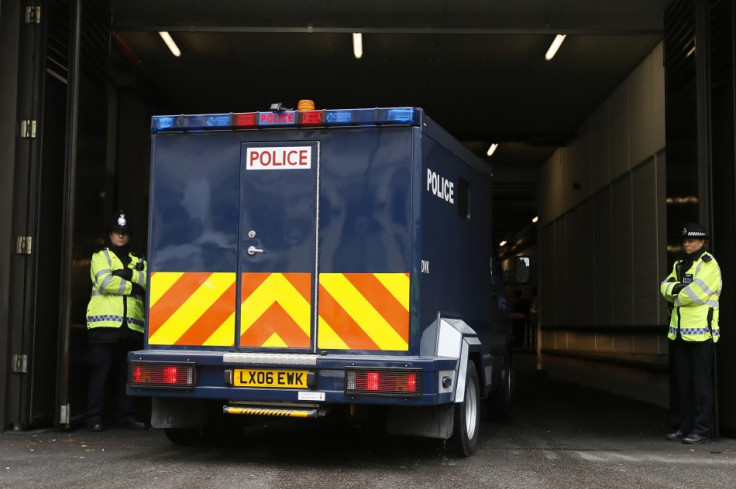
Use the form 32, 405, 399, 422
127, 105, 518, 456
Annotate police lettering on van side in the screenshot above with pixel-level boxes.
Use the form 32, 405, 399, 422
426, 169, 454, 204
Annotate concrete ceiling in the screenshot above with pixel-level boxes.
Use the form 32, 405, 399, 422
110, 0, 667, 240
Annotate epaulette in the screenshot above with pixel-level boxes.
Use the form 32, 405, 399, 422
702, 253, 713, 263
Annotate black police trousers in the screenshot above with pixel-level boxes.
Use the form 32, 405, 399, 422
671, 338, 716, 437
86, 334, 141, 426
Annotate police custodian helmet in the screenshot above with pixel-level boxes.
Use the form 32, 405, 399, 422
108, 210, 132, 234
681, 222, 708, 239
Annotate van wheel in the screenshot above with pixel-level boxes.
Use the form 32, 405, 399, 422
449, 360, 481, 457
164, 427, 205, 446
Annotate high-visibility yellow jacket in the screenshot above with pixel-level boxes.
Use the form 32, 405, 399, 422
660, 250, 721, 342
86, 248, 147, 333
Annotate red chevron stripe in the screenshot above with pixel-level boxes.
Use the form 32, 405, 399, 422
174, 281, 236, 346
285, 273, 312, 303
343, 273, 409, 343
148, 272, 212, 337
240, 272, 271, 301
317, 284, 379, 350
240, 301, 310, 348
241, 272, 312, 303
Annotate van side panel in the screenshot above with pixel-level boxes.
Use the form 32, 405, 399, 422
418, 132, 508, 359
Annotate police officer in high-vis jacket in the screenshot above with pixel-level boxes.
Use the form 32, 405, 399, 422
660, 223, 721, 444
86, 211, 147, 431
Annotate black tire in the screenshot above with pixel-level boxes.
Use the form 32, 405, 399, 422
489, 362, 512, 421
164, 427, 206, 446
449, 360, 481, 457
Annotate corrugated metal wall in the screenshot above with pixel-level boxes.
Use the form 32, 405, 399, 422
664, 0, 736, 434
543, 159, 665, 334
707, 0, 736, 434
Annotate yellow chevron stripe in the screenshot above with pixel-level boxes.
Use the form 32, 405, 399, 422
203, 312, 237, 346
316, 318, 350, 349
149, 273, 235, 345
262, 332, 288, 348
319, 273, 408, 350
241, 273, 311, 334
149, 272, 183, 307
374, 273, 410, 311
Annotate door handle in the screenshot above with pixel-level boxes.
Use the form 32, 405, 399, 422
247, 245, 264, 256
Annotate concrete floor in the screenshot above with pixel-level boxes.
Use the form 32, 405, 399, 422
1, 370, 733, 489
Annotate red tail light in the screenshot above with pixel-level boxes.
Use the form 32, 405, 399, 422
129, 362, 195, 389
345, 368, 422, 397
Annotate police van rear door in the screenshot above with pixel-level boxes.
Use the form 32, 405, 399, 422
237, 141, 320, 352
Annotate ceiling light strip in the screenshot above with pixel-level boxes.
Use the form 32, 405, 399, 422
353, 32, 363, 59
545, 34, 566, 61
159, 31, 181, 57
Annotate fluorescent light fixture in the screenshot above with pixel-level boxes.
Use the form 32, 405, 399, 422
353, 32, 363, 59
486, 143, 498, 157
545, 34, 566, 61
159, 31, 181, 57
499, 240, 507, 247
532, 216, 539, 223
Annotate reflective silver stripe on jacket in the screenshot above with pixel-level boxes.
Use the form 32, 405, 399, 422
679, 287, 705, 306
694, 278, 716, 297
95, 268, 111, 279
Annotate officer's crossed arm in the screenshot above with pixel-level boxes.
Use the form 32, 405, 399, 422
674, 262, 721, 308
660, 276, 681, 302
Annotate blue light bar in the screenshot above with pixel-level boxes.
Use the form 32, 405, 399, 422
377, 107, 419, 125
184, 114, 232, 130
151, 116, 176, 132
151, 107, 422, 133
151, 114, 232, 132
323, 109, 376, 126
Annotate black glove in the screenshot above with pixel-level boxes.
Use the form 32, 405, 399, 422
112, 268, 133, 281
672, 283, 686, 294
131, 283, 145, 297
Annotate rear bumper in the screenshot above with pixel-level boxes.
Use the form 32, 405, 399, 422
127, 350, 460, 406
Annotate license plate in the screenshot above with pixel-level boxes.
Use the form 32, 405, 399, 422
233, 369, 308, 388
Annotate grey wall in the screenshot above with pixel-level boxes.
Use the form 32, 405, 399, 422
537, 43, 669, 407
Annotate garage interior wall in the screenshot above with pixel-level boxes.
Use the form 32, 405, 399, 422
538, 43, 669, 407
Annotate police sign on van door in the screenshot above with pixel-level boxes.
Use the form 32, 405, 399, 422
246, 146, 312, 170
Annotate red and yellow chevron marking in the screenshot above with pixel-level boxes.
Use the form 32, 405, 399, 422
148, 272, 236, 346
240, 273, 312, 348
317, 273, 410, 351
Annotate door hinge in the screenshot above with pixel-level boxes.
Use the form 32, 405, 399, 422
20, 120, 37, 139
11, 354, 28, 374
25, 6, 41, 24
59, 404, 71, 425
16, 236, 33, 255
